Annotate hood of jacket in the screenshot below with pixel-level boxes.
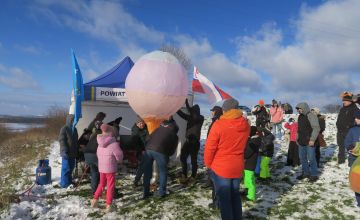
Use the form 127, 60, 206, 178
97, 134, 116, 148
220, 109, 243, 120
191, 104, 201, 115
296, 102, 311, 115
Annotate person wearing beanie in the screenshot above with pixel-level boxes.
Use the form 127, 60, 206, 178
204, 98, 250, 220
58, 114, 79, 188
284, 118, 300, 167
344, 109, 360, 207
91, 124, 123, 212
270, 99, 284, 139
337, 92, 358, 164
252, 99, 270, 128
177, 99, 204, 182
311, 108, 326, 167
243, 126, 261, 201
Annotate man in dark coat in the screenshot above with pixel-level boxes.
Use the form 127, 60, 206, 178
177, 99, 204, 180
252, 99, 269, 128
132, 117, 149, 186
336, 92, 358, 164
143, 118, 179, 198
296, 102, 320, 182
59, 114, 79, 188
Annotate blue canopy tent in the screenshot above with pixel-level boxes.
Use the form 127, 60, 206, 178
83, 56, 134, 102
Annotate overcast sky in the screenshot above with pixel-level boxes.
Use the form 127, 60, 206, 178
0, 0, 359, 116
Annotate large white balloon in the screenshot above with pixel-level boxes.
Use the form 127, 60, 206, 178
125, 50, 188, 119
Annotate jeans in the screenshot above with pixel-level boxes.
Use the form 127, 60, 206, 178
255, 156, 262, 175
94, 173, 115, 205
180, 138, 200, 177
211, 170, 242, 220
84, 153, 100, 194
337, 132, 347, 163
143, 150, 169, 197
298, 145, 318, 177
60, 157, 75, 188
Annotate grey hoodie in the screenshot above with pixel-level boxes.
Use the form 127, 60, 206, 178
296, 102, 320, 143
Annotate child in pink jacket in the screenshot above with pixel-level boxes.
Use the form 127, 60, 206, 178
91, 124, 123, 212
284, 118, 300, 167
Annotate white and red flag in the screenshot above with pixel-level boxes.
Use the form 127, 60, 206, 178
192, 66, 232, 103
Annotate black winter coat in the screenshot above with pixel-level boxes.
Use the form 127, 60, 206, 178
177, 100, 204, 140
253, 106, 269, 127
83, 130, 101, 154
131, 124, 149, 147
245, 136, 261, 170
336, 103, 357, 134
258, 127, 275, 157
59, 115, 78, 159
146, 119, 179, 157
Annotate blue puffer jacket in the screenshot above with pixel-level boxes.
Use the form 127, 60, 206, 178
344, 125, 360, 167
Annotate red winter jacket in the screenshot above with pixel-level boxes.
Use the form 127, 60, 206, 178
284, 122, 298, 142
204, 109, 250, 178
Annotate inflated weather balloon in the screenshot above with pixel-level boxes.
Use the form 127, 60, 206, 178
349, 157, 360, 193
125, 50, 188, 133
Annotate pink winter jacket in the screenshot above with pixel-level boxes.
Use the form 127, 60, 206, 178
284, 122, 298, 142
96, 135, 123, 173
270, 106, 284, 123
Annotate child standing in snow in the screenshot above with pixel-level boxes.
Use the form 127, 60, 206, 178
91, 124, 123, 212
344, 110, 360, 207
258, 126, 275, 181
244, 126, 261, 201
284, 118, 300, 167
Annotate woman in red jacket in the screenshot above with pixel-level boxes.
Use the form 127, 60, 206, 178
204, 98, 250, 220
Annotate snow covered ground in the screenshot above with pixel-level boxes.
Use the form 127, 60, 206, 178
1, 114, 360, 219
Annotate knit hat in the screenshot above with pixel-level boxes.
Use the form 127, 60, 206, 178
272, 99, 277, 105
288, 118, 295, 123
355, 110, 360, 119
341, 91, 353, 102
259, 99, 265, 106
222, 98, 239, 112
100, 124, 114, 135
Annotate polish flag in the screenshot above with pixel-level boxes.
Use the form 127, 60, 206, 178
192, 66, 232, 103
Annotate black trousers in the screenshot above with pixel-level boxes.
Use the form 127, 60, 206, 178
180, 138, 200, 178
287, 141, 300, 166
337, 132, 347, 164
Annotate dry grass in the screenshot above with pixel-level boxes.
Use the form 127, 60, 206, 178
0, 106, 67, 211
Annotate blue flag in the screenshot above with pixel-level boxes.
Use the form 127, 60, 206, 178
71, 49, 84, 133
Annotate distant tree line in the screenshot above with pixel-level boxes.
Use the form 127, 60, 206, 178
323, 104, 342, 113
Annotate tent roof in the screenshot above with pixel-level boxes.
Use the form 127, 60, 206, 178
85, 56, 134, 88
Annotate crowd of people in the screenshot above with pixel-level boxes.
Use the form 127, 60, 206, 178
57, 92, 360, 218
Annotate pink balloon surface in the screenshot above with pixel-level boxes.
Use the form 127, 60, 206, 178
125, 51, 188, 118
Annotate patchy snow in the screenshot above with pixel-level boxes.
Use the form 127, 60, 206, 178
1, 113, 360, 219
